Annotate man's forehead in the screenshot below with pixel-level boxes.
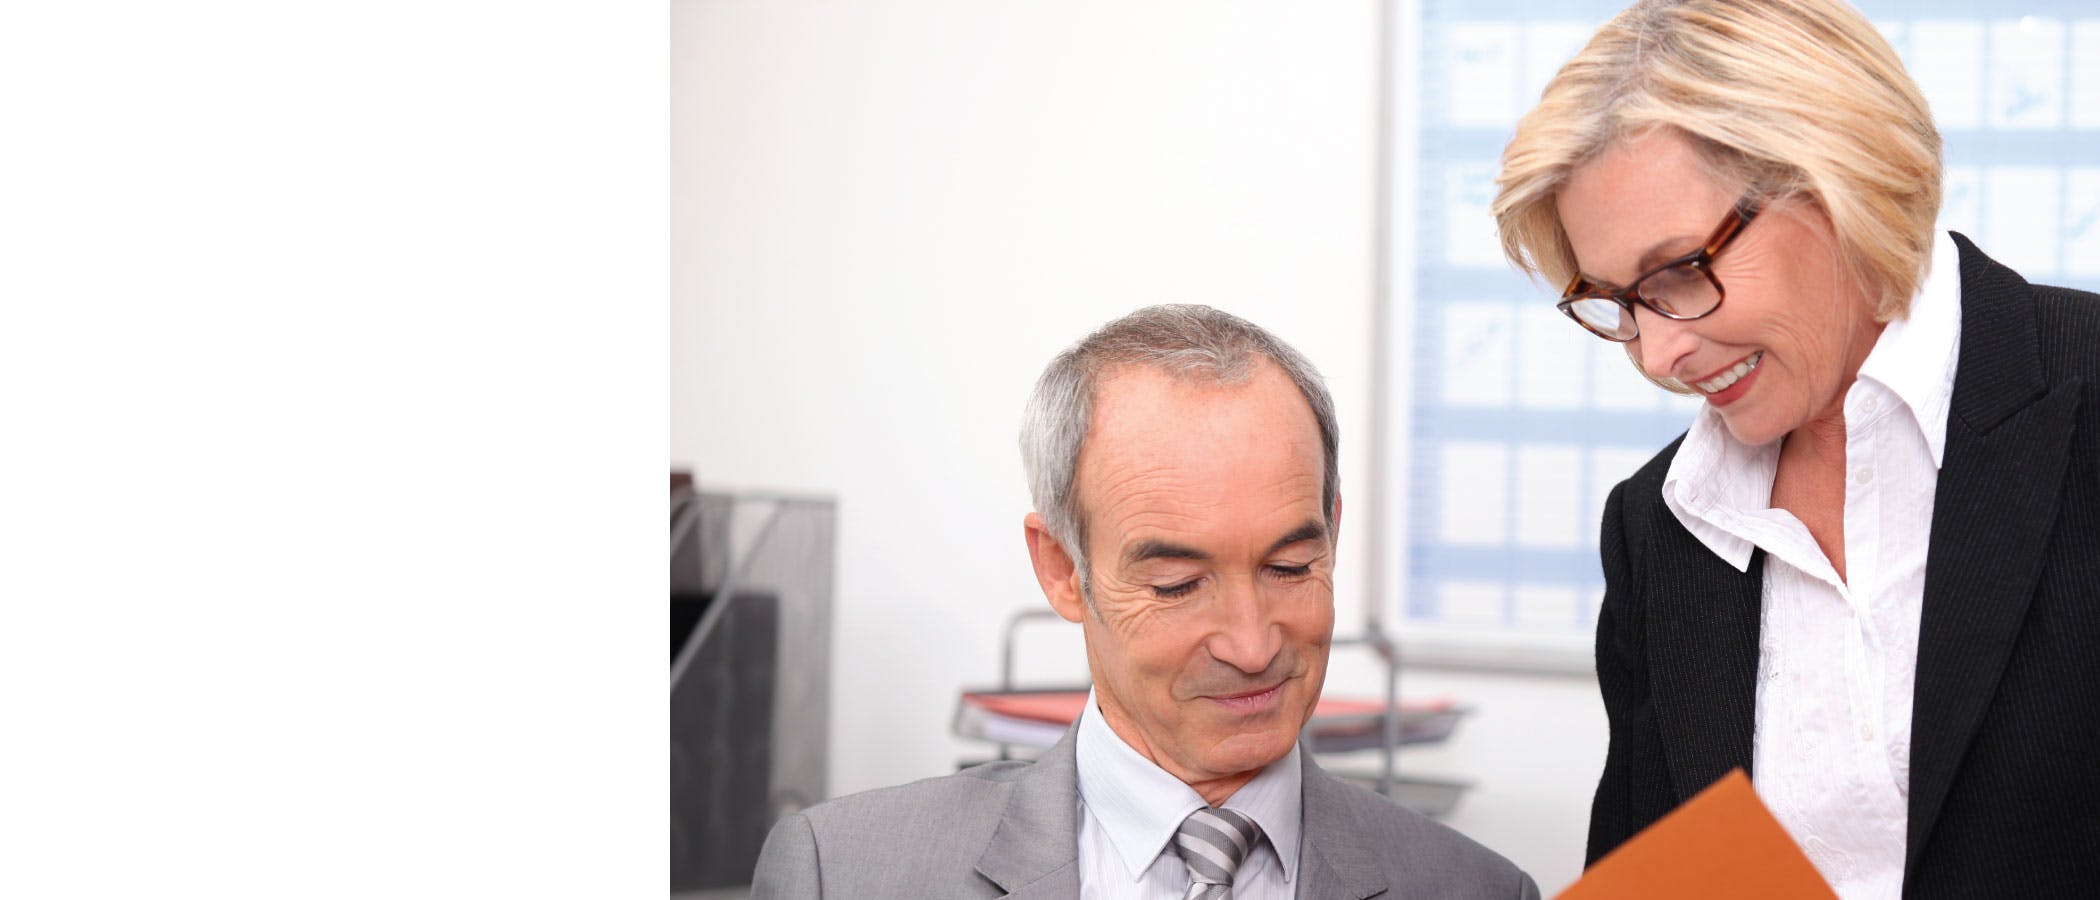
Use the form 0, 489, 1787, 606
1087, 360, 1313, 439
1084, 367, 1318, 463
1075, 361, 1326, 541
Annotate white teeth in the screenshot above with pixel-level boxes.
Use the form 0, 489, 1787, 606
1694, 351, 1763, 394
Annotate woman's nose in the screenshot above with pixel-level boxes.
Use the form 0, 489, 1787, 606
1632, 307, 1698, 382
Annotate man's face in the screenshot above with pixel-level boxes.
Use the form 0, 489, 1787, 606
1027, 360, 1335, 797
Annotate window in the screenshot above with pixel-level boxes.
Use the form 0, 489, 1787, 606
1382, 0, 2100, 665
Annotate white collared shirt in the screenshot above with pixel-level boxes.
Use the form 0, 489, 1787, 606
1073, 691, 1302, 899
1660, 232, 1962, 899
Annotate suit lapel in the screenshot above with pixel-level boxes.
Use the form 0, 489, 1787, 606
976, 729, 1389, 899
1647, 517, 1763, 804
974, 724, 1082, 899
1296, 755, 1387, 899
1905, 235, 2080, 880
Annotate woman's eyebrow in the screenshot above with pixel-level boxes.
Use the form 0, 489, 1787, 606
1578, 233, 1704, 290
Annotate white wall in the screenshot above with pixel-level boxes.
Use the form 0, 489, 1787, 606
672, 1, 1599, 892
1392, 666, 1605, 894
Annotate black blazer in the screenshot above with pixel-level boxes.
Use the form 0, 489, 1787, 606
1587, 234, 2100, 897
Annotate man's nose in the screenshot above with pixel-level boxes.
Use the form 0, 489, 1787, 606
1206, 576, 1283, 675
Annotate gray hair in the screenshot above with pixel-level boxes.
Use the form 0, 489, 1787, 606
1019, 304, 1339, 595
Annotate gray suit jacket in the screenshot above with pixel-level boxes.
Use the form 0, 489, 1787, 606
752, 727, 1540, 898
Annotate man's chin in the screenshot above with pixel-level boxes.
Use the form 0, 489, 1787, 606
1195, 727, 1299, 773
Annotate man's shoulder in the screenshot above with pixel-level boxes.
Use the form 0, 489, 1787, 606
754, 759, 1054, 898
1316, 775, 1519, 867
795, 757, 1036, 836
757, 759, 1046, 888
1307, 770, 1533, 894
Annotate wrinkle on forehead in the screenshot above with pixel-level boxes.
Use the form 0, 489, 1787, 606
1096, 477, 1326, 567
1076, 362, 1328, 566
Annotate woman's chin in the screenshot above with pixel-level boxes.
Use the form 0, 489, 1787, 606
1715, 407, 1790, 448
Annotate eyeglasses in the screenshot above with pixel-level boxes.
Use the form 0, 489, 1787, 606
1557, 195, 1762, 342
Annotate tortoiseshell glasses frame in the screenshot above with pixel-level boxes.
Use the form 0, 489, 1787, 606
1556, 194, 1762, 342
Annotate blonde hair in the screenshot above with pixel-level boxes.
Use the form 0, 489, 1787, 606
1493, 0, 1941, 323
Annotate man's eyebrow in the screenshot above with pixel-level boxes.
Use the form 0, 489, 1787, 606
1121, 539, 1208, 568
1266, 521, 1328, 556
1119, 521, 1328, 569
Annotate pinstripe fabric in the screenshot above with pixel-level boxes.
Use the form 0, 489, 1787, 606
1173, 807, 1261, 899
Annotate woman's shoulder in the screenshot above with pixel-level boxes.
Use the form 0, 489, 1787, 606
1599, 434, 1687, 538
1953, 235, 2100, 383
2029, 281, 2100, 383
1619, 435, 1684, 501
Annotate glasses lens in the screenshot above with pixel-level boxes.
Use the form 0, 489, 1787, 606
1637, 263, 1721, 318
1567, 297, 1634, 340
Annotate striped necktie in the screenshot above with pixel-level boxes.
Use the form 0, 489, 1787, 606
1173, 806, 1263, 899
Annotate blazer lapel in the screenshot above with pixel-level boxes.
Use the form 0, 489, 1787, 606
975, 724, 1082, 899
1905, 235, 2081, 880
1296, 755, 1388, 899
1646, 518, 1763, 804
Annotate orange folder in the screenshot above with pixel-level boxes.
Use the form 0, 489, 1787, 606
1557, 770, 1835, 899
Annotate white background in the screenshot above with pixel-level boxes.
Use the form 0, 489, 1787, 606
3, 1, 662, 897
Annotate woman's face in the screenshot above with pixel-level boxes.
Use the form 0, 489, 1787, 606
1556, 129, 1885, 447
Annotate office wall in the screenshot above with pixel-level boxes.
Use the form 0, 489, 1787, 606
671, 1, 1600, 892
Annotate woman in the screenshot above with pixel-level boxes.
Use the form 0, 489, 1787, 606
1492, 1, 2100, 896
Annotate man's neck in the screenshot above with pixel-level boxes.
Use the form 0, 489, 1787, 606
1092, 694, 1263, 805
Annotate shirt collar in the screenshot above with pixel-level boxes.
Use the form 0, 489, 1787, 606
1662, 231, 1963, 571
1662, 410, 1774, 572
1855, 229, 1962, 469
1074, 690, 1303, 884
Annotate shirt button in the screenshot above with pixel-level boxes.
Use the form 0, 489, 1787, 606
1860, 723, 1874, 741
1855, 468, 1874, 485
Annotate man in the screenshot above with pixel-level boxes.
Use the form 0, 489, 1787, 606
752, 305, 1538, 898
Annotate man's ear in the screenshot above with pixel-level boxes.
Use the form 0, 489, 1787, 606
1023, 512, 1087, 623
1330, 493, 1342, 549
